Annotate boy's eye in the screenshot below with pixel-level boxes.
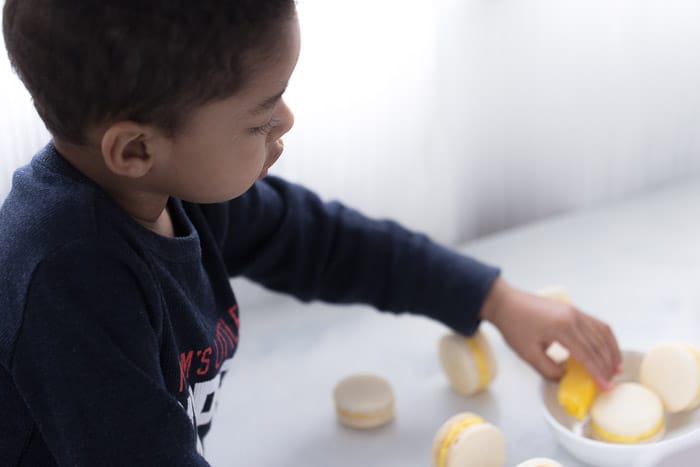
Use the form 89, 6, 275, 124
249, 118, 279, 136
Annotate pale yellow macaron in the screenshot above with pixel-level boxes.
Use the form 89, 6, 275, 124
431, 412, 505, 467
333, 373, 395, 429
438, 328, 497, 396
590, 382, 665, 444
640, 342, 700, 413
515, 458, 563, 467
536, 286, 572, 305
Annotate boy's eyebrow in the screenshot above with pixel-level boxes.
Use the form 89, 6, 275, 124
250, 86, 287, 116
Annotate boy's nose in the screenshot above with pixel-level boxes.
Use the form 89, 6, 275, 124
270, 98, 294, 141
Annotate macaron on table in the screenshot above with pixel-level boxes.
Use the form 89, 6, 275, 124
333, 374, 395, 429
438, 329, 497, 396
431, 411, 505, 467
204, 181, 700, 466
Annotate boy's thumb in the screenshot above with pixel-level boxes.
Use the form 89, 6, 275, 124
532, 352, 565, 381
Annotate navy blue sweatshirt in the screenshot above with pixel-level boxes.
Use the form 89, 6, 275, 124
0, 142, 499, 466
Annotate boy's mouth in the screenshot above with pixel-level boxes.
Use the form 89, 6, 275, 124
259, 139, 284, 179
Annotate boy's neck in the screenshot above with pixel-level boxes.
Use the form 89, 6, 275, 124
53, 139, 175, 238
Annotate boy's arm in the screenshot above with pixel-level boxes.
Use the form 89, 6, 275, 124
199, 176, 621, 384
200, 175, 500, 335
11, 243, 209, 466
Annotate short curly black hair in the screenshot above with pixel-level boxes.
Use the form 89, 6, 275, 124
3, 1, 296, 144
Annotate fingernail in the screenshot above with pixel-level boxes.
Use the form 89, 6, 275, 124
598, 379, 614, 391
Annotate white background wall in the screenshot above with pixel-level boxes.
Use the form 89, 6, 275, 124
280, 0, 700, 244
2, 0, 700, 246
0, 26, 51, 200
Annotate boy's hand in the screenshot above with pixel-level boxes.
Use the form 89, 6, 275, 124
480, 277, 621, 389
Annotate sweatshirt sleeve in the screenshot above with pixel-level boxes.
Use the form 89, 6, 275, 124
201, 176, 500, 335
11, 242, 209, 467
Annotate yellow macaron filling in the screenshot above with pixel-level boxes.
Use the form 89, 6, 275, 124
466, 337, 490, 389
591, 417, 664, 444
336, 405, 392, 421
438, 414, 484, 467
557, 359, 598, 420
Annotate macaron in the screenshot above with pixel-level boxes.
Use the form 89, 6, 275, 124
431, 412, 506, 467
545, 341, 570, 365
536, 286, 572, 305
515, 458, 563, 467
640, 342, 700, 413
558, 358, 599, 420
590, 382, 665, 444
438, 329, 497, 396
333, 373, 395, 429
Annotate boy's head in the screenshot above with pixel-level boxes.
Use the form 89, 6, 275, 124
3, 1, 299, 203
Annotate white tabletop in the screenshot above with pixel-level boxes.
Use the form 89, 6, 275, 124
204, 179, 700, 467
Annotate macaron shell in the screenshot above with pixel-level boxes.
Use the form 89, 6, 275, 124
536, 286, 572, 304
545, 341, 570, 364
640, 342, 700, 413
438, 330, 497, 396
515, 458, 563, 467
335, 404, 394, 429
590, 382, 665, 443
439, 423, 506, 467
333, 374, 395, 429
686, 345, 700, 410
431, 412, 478, 465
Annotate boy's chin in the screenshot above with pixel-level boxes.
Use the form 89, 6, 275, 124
180, 187, 253, 205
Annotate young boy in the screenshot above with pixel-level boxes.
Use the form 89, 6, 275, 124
0, 1, 620, 465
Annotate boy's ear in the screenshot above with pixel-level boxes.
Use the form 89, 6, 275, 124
100, 122, 159, 178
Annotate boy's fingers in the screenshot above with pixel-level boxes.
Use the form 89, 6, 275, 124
602, 321, 622, 369
587, 317, 620, 372
577, 351, 610, 388
568, 344, 611, 389
568, 310, 621, 384
591, 318, 622, 380
556, 333, 611, 388
589, 366, 614, 390
579, 318, 616, 379
533, 349, 566, 380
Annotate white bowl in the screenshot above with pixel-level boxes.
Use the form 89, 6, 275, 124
541, 350, 700, 467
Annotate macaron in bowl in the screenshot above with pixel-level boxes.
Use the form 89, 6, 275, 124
640, 342, 700, 413
589, 382, 665, 444
541, 350, 700, 467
